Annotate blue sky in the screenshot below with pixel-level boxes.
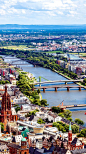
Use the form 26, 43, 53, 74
0, 0, 86, 25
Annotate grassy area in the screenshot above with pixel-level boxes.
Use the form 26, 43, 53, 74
0, 45, 34, 51
69, 52, 86, 56
43, 50, 63, 54
79, 53, 86, 56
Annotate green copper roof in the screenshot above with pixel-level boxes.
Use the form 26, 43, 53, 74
21, 137, 26, 141
69, 122, 71, 131
21, 128, 29, 138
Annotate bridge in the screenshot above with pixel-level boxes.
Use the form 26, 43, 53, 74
3, 57, 27, 60
34, 85, 84, 92
34, 79, 83, 85
9, 63, 31, 65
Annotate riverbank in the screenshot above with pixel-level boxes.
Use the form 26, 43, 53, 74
3, 55, 86, 125
20, 58, 86, 90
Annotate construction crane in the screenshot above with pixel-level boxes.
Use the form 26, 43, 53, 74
57, 100, 64, 107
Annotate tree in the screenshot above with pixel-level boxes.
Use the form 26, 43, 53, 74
0, 123, 4, 132
37, 118, 45, 124
67, 117, 72, 122
64, 110, 72, 118
40, 99, 48, 106
52, 107, 61, 114
71, 124, 79, 134
5, 80, 10, 84
58, 113, 64, 118
77, 128, 86, 137
15, 106, 21, 113
25, 109, 39, 117
37, 89, 40, 94
33, 99, 41, 106
13, 104, 19, 107
53, 122, 58, 127
74, 118, 84, 126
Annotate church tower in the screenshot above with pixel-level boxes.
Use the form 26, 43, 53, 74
68, 122, 72, 144
0, 85, 12, 131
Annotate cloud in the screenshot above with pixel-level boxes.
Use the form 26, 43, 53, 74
22, 9, 26, 14
0, 9, 6, 15
0, 0, 86, 24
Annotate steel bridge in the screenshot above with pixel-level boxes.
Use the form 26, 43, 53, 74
34, 79, 83, 85
34, 85, 84, 92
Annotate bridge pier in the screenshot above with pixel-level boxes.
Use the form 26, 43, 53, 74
43, 88, 45, 92
79, 86, 81, 91
39, 83, 41, 87
55, 87, 57, 92
67, 87, 69, 91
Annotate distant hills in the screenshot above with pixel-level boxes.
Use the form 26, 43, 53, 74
0, 24, 86, 29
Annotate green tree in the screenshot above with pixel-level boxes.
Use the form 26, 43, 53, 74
64, 110, 72, 118
67, 117, 72, 122
37, 118, 45, 124
77, 128, 86, 137
15, 106, 21, 113
71, 124, 79, 134
25, 109, 39, 117
58, 113, 64, 118
74, 118, 84, 125
52, 107, 61, 114
53, 122, 58, 127
37, 89, 40, 94
0, 123, 4, 132
13, 104, 19, 107
40, 99, 48, 106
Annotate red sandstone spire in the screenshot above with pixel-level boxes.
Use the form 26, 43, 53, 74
0, 85, 18, 131
5, 85, 7, 95
1, 85, 11, 111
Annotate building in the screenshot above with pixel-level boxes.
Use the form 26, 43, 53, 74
68, 122, 84, 150
0, 143, 10, 154
56, 122, 84, 152
0, 85, 18, 131
8, 137, 29, 154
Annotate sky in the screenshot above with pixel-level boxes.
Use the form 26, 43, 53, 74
0, 0, 86, 25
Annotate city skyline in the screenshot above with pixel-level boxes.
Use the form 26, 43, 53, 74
0, 0, 86, 25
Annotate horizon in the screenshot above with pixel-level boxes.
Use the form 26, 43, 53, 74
1, 24, 86, 25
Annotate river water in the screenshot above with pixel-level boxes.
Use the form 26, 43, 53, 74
3, 55, 86, 125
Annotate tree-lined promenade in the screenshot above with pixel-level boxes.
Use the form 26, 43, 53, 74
1, 48, 86, 85
17, 73, 48, 107
1, 48, 78, 78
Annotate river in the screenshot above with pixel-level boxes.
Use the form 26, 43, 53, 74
3, 55, 86, 126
